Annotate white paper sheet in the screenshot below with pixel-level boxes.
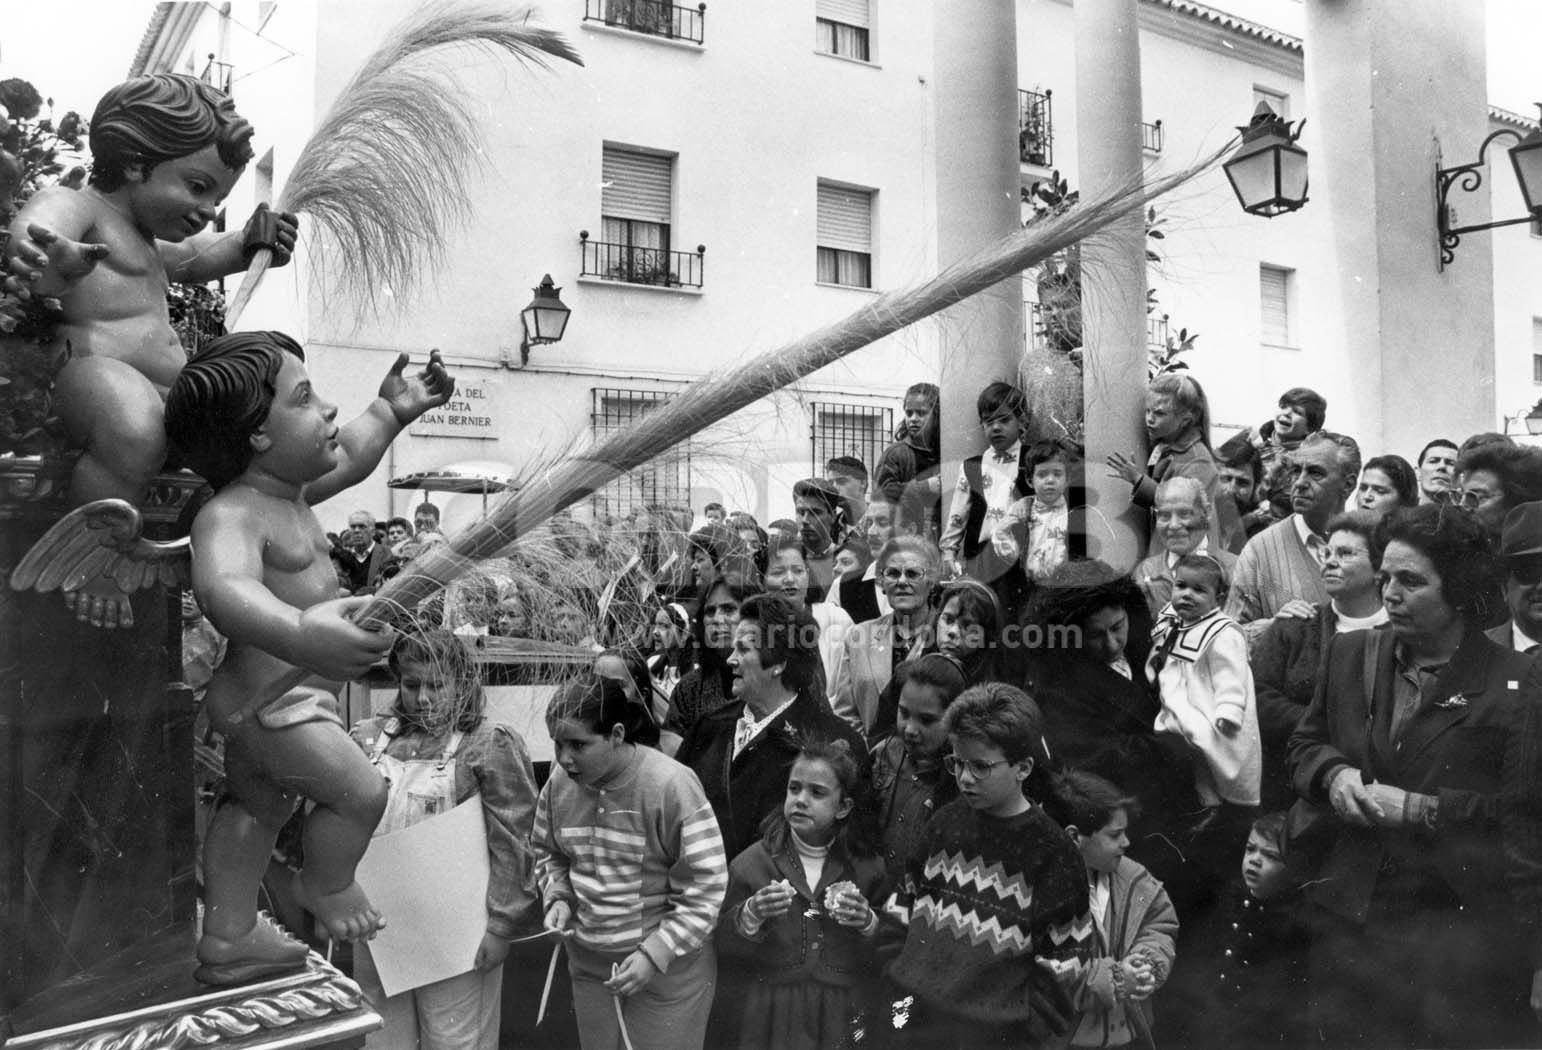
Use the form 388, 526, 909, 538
356, 793, 489, 996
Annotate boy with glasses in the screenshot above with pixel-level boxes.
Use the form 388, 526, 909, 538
882, 682, 1093, 1049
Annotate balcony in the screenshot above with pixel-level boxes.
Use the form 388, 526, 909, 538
1019, 88, 1054, 168
1142, 119, 1164, 154
1148, 312, 1170, 350
584, 0, 706, 45
580, 232, 705, 289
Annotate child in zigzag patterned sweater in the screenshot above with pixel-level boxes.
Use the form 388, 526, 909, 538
881, 682, 1094, 1050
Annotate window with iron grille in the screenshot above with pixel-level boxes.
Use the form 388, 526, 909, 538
1019, 88, 1053, 167
817, 182, 874, 288
810, 402, 894, 480
584, 0, 706, 45
815, 0, 871, 61
590, 388, 692, 520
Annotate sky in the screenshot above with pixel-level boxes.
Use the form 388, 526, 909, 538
1, 2, 1538, 142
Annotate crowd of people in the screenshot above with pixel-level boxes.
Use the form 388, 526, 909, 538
299, 374, 1542, 1050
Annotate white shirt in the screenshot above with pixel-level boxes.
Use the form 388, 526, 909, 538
1332, 603, 1389, 633
1165, 535, 1211, 570
940, 441, 1023, 553
1291, 514, 1327, 565
732, 695, 798, 759
1515, 622, 1542, 653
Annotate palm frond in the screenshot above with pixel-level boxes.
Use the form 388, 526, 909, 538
227, 1, 581, 326
355, 153, 1229, 630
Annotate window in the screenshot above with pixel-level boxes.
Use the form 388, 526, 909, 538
816, 0, 870, 61
1018, 88, 1054, 166
1142, 119, 1164, 154
1533, 319, 1542, 381
1253, 85, 1289, 119
1260, 264, 1294, 347
1534, 353, 1542, 384
582, 146, 704, 287
810, 402, 893, 477
817, 182, 874, 288
590, 388, 692, 519
584, 0, 706, 45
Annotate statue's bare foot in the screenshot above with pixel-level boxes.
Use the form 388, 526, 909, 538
194, 913, 308, 985
62, 576, 134, 629
292, 871, 385, 942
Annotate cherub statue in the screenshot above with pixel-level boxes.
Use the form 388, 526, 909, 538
3, 74, 295, 623
158, 330, 453, 985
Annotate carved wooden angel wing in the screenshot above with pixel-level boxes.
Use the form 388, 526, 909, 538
9, 498, 191, 596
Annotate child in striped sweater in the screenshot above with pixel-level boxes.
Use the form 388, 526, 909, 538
882, 682, 1095, 1049
534, 669, 728, 1050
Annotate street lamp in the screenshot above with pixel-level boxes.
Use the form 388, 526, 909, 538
519, 274, 571, 365
1434, 105, 1542, 270
1223, 103, 1309, 218
1527, 398, 1542, 436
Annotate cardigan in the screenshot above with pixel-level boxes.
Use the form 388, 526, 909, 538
885, 800, 1093, 1038
532, 745, 727, 972
1224, 516, 1329, 644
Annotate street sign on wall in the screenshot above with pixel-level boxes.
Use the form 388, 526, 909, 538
409, 377, 497, 439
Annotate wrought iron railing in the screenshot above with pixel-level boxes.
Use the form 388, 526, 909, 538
810, 402, 893, 477
1018, 88, 1054, 167
584, 0, 706, 45
1148, 313, 1170, 350
590, 387, 692, 520
1142, 119, 1164, 154
579, 233, 705, 288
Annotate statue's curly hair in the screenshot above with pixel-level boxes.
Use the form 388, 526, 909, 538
89, 73, 254, 190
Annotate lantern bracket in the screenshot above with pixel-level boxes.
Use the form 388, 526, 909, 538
1436, 129, 1538, 271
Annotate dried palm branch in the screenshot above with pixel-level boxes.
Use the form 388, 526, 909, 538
251, 154, 1227, 706
225, 0, 582, 328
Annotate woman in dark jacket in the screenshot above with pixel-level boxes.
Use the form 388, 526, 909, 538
1286, 504, 1535, 1048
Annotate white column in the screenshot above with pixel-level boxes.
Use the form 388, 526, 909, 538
932, 0, 1024, 512
1075, 0, 1148, 570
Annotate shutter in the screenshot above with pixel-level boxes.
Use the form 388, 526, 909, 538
816, 0, 869, 28
1260, 265, 1289, 345
817, 184, 872, 253
602, 148, 672, 224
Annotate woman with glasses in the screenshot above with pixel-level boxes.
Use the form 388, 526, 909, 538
1454, 442, 1542, 533
830, 536, 940, 740
1286, 504, 1534, 1047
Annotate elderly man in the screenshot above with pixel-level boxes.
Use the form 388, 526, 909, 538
830, 535, 939, 738
1134, 476, 1239, 617
1226, 431, 1359, 642
338, 509, 392, 594
1488, 501, 1542, 653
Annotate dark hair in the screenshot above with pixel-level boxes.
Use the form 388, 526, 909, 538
737, 592, 820, 693
388, 631, 485, 732
1361, 455, 1419, 508
694, 577, 756, 676
1417, 439, 1458, 468
89, 74, 254, 190
897, 382, 941, 449
944, 681, 1052, 767
690, 520, 746, 567
164, 331, 304, 490
1148, 374, 1212, 444
765, 532, 812, 602
760, 738, 876, 862
1028, 559, 1154, 669
1323, 509, 1387, 569
415, 502, 441, 523
826, 455, 869, 487
838, 534, 872, 572
704, 501, 725, 513
1377, 504, 1502, 626
976, 381, 1028, 422
930, 577, 1005, 678
1172, 552, 1229, 607
1045, 769, 1138, 833
904, 382, 939, 408
1025, 439, 1073, 473
891, 652, 968, 707
1459, 432, 1514, 457
1216, 432, 1263, 483
1278, 387, 1328, 433
1251, 810, 1288, 854
385, 516, 412, 535
1456, 443, 1542, 512
546, 668, 661, 747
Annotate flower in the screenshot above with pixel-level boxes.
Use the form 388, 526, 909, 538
1433, 694, 1470, 710
0, 79, 43, 122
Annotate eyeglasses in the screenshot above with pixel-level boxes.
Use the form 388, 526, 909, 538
882, 568, 927, 582
942, 754, 1010, 780
1456, 488, 1497, 510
